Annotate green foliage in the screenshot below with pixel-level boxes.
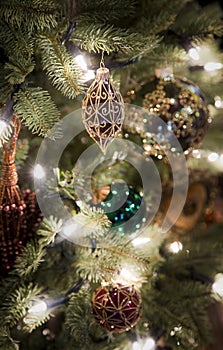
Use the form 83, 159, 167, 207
73, 22, 159, 58
14, 240, 46, 278
0, 23, 34, 59
37, 216, 63, 246
15, 139, 29, 170
5, 58, 35, 85
14, 87, 60, 138
171, 3, 223, 42
0, 283, 42, 328
37, 34, 83, 99
0, 0, 58, 31
65, 288, 94, 347
0, 330, 19, 350
77, 0, 137, 23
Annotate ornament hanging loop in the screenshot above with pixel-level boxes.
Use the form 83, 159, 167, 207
100, 51, 105, 68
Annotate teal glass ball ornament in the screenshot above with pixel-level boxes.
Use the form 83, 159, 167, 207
99, 182, 146, 235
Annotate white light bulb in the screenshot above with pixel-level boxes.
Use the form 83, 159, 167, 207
188, 47, 200, 61
0, 120, 7, 136
208, 152, 218, 162
62, 221, 78, 237
74, 54, 87, 70
212, 273, 223, 297
144, 337, 156, 349
34, 164, 45, 179
28, 300, 47, 314
83, 69, 96, 82
204, 62, 223, 72
132, 237, 151, 247
169, 241, 183, 254
192, 149, 201, 159
132, 337, 155, 350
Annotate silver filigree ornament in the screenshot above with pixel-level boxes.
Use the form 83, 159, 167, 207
82, 67, 125, 153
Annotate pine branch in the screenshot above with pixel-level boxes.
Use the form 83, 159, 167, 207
171, 3, 223, 42
65, 288, 94, 347
77, 0, 137, 23
0, 0, 58, 31
14, 240, 46, 278
72, 22, 160, 58
15, 139, 29, 170
37, 34, 83, 99
37, 216, 63, 246
0, 283, 42, 329
0, 330, 19, 350
4, 56, 35, 85
14, 87, 60, 138
0, 22, 34, 59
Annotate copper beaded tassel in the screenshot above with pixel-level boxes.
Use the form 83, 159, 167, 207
0, 116, 27, 276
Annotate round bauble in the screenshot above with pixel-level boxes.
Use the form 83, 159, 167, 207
124, 75, 209, 157
91, 283, 142, 333
96, 182, 146, 235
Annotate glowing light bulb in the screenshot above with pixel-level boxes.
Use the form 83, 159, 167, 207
62, 221, 78, 238
83, 69, 95, 82
208, 152, 218, 162
192, 149, 201, 159
34, 164, 45, 179
28, 300, 47, 314
212, 273, 223, 297
188, 47, 200, 61
204, 62, 223, 72
132, 237, 151, 247
214, 97, 223, 109
74, 54, 87, 70
0, 120, 7, 136
169, 241, 183, 254
132, 337, 155, 350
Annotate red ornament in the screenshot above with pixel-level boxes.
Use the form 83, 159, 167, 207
91, 283, 142, 333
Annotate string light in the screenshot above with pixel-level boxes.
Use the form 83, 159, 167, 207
169, 241, 183, 254
73, 53, 95, 82
132, 337, 156, 350
212, 273, 223, 297
132, 237, 151, 247
208, 152, 219, 162
33, 164, 45, 179
204, 62, 223, 72
0, 120, 7, 136
188, 47, 200, 61
28, 299, 48, 314
214, 96, 223, 109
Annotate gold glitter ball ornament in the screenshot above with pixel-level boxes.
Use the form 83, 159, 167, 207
142, 75, 209, 155
91, 283, 142, 333
82, 67, 125, 153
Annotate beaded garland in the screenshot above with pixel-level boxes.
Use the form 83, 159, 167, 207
0, 117, 42, 277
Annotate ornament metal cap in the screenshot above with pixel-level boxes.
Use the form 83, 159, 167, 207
96, 67, 110, 81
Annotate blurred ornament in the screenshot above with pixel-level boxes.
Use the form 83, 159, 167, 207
94, 182, 146, 235
91, 283, 142, 333
82, 64, 124, 153
142, 73, 209, 154
158, 169, 217, 234
124, 71, 209, 157
0, 116, 42, 277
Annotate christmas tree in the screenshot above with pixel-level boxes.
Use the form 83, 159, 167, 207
0, 0, 223, 349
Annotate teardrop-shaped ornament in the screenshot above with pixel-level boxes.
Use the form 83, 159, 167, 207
82, 67, 125, 153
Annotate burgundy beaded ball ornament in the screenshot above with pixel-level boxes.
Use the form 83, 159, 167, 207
91, 283, 142, 333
